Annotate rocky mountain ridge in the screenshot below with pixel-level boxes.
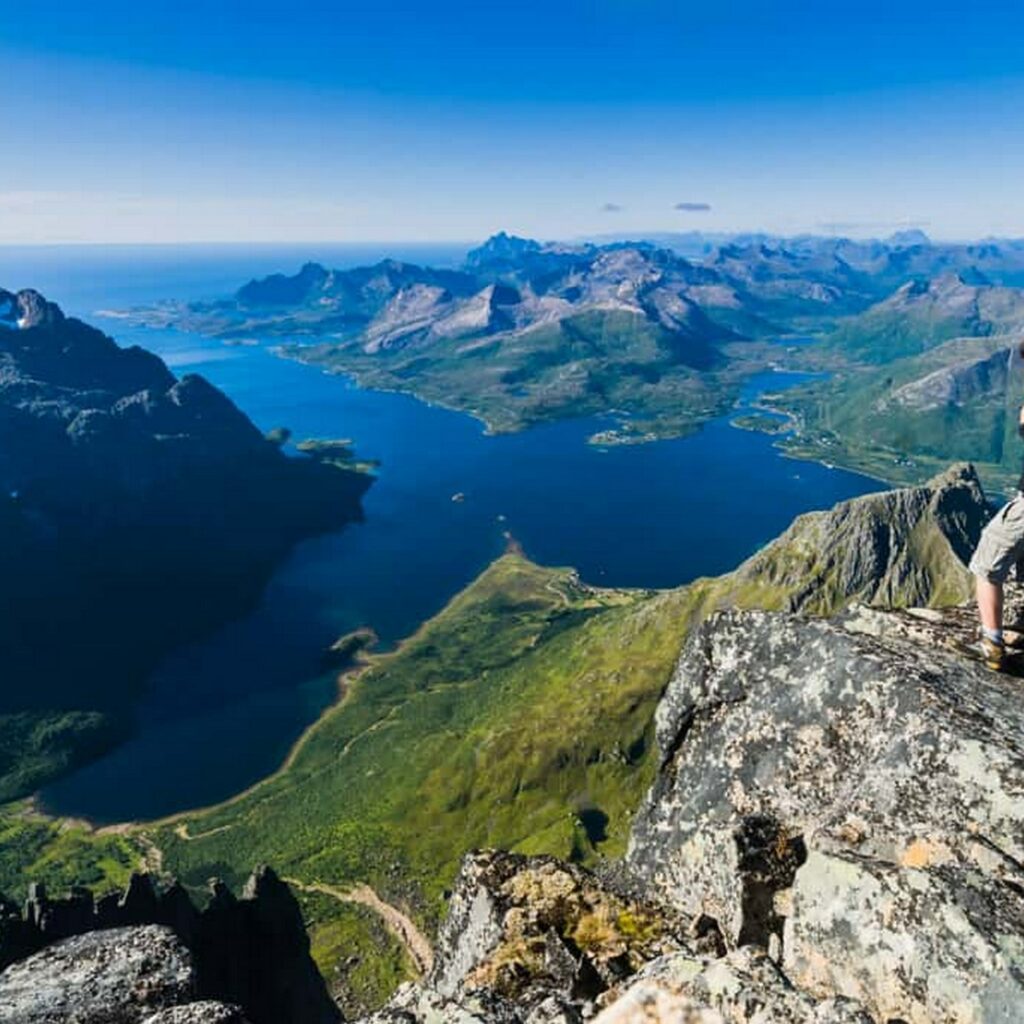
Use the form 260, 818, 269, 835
169, 235, 746, 358
114, 229, 1024, 450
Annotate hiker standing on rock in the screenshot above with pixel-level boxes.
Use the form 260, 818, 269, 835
970, 340, 1024, 670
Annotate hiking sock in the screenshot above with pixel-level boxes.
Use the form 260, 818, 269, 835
983, 626, 1004, 646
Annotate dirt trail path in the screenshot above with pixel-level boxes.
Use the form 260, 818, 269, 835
284, 877, 434, 976
172, 823, 233, 842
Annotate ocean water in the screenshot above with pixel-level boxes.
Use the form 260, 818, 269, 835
0, 244, 884, 821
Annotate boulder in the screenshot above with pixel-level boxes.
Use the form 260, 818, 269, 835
592, 948, 874, 1023
432, 851, 683, 1011
0, 867, 338, 1024
366, 851, 685, 1023
0, 924, 193, 1023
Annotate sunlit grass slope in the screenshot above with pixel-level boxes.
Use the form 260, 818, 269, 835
146, 555, 699, 916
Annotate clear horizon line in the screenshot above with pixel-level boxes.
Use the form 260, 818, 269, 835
0, 229, 1016, 249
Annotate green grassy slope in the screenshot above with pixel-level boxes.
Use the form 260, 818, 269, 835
0, 802, 138, 898
145, 557, 697, 912
823, 303, 985, 364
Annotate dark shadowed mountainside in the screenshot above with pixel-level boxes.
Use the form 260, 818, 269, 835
0, 288, 372, 800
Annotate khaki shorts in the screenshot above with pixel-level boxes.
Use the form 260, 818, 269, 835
970, 494, 1024, 584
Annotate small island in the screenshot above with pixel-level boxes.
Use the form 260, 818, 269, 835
729, 412, 793, 434
296, 438, 380, 474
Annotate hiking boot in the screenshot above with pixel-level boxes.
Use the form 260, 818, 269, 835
980, 635, 1006, 671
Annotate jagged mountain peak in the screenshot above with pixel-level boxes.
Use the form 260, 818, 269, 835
887, 227, 931, 248
464, 231, 544, 268
0, 288, 66, 331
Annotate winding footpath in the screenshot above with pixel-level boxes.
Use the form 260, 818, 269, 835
283, 877, 434, 977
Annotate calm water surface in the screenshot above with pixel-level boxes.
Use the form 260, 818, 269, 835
0, 245, 884, 821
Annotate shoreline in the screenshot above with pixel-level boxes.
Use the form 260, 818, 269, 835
30, 552, 643, 840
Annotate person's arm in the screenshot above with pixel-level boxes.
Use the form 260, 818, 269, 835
1019, 403, 1024, 438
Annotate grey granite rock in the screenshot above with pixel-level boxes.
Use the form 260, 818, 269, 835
141, 1002, 251, 1024
627, 607, 1024, 1022
364, 851, 684, 1023
0, 867, 339, 1024
0, 924, 193, 1023
593, 948, 874, 1023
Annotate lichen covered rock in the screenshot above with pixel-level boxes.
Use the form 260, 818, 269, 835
142, 1003, 252, 1024
627, 607, 1024, 1022
435, 852, 683, 1008
594, 948, 874, 1023
0, 924, 193, 1023
366, 851, 686, 1022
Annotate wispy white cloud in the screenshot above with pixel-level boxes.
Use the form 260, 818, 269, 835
673, 201, 711, 212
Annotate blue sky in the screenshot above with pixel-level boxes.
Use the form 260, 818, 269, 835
2, 0, 1023, 243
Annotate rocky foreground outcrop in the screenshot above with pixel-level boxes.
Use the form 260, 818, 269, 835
627, 607, 1024, 1022
0, 925, 228, 1023
0, 287, 372, 798
354, 467, 1024, 1022
0, 867, 339, 1024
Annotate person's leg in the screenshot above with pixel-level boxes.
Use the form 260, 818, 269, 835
976, 577, 1004, 636
968, 497, 1024, 668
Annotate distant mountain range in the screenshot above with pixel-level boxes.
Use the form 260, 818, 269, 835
0, 289, 372, 800
121, 230, 1024, 462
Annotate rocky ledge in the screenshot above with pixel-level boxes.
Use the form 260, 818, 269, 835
358, 481, 1024, 1022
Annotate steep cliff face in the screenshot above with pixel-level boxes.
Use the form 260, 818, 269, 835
0, 288, 372, 799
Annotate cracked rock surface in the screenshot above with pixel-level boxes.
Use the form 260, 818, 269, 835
628, 607, 1024, 1022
